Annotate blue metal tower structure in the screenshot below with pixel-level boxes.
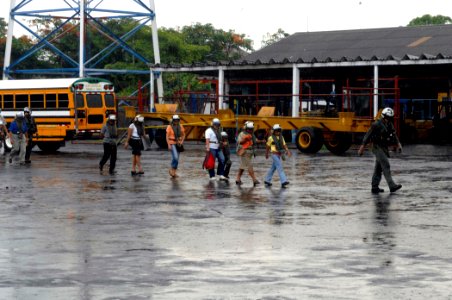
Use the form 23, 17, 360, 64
3, 0, 162, 83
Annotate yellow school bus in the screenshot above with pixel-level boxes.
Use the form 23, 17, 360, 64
0, 77, 116, 151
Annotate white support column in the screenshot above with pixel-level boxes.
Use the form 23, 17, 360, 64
3, 0, 16, 80
373, 64, 379, 118
292, 64, 300, 117
218, 68, 225, 111
150, 69, 155, 112
149, 0, 164, 100
79, 0, 85, 78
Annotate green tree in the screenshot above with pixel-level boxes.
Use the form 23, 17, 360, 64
408, 14, 452, 26
261, 28, 289, 48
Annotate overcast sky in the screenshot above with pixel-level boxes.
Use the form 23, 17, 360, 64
1, 0, 452, 49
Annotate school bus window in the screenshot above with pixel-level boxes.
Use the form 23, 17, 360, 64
30, 94, 44, 109
76, 94, 85, 108
105, 94, 115, 108
46, 94, 57, 108
4, 95, 13, 109
16, 94, 29, 109
58, 94, 69, 108
86, 94, 102, 108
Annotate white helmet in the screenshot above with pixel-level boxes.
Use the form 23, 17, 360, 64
108, 114, 116, 121
0, 120, 3, 126
272, 124, 282, 130
221, 131, 228, 137
16, 112, 24, 118
382, 107, 394, 118
245, 121, 254, 129
212, 118, 220, 125
137, 116, 144, 122
172, 114, 180, 120
24, 107, 31, 113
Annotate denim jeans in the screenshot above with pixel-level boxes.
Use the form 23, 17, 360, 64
208, 148, 225, 178
265, 154, 287, 183
170, 144, 179, 169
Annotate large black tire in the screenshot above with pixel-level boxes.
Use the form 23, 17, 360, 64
37, 142, 61, 153
295, 127, 324, 153
154, 128, 168, 149
324, 132, 352, 155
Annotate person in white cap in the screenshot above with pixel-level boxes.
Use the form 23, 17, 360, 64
358, 107, 402, 194
204, 118, 227, 181
23, 107, 37, 164
99, 114, 118, 175
264, 124, 291, 188
235, 121, 261, 186
220, 131, 232, 179
8, 112, 29, 164
124, 114, 145, 176
166, 114, 185, 178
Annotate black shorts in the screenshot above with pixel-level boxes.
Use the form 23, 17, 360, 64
129, 138, 143, 156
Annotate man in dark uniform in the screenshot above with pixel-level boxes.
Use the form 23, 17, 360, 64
358, 107, 403, 194
23, 107, 37, 163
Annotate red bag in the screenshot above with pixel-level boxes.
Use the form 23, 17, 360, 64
203, 152, 215, 170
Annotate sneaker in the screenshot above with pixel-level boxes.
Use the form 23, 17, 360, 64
137, 171, 144, 175
371, 187, 384, 194
235, 180, 242, 185
390, 184, 402, 193
281, 181, 290, 188
25, 160, 31, 164
264, 181, 272, 187
131, 171, 137, 176
219, 175, 229, 181
209, 176, 217, 181
99, 165, 103, 172
253, 180, 260, 186
109, 170, 116, 175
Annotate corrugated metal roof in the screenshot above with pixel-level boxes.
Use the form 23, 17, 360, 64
152, 25, 452, 70
244, 25, 452, 63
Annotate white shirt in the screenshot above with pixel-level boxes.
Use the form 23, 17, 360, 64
205, 127, 220, 149
129, 123, 141, 139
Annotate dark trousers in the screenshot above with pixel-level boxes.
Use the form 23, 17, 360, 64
25, 136, 33, 161
224, 155, 232, 178
371, 146, 396, 189
100, 143, 117, 172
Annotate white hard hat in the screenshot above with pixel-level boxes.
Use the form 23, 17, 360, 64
382, 107, 394, 118
108, 114, 116, 120
172, 114, 180, 120
16, 112, 24, 118
221, 131, 228, 137
246, 121, 254, 129
137, 116, 144, 122
24, 107, 31, 113
134, 114, 142, 121
0, 120, 3, 125
212, 118, 220, 125
273, 124, 282, 130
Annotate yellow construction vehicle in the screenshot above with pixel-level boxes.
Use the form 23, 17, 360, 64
125, 104, 374, 155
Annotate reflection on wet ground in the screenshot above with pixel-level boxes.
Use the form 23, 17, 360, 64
0, 143, 451, 299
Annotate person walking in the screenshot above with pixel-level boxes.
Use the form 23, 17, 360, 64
264, 124, 291, 188
166, 114, 185, 178
124, 115, 145, 176
8, 112, 28, 165
99, 114, 118, 175
358, 107, 403, 194
204, 118, 227, 181
220, 131, 232, 179
23, 107, 37, 164
235, 121, 261, 186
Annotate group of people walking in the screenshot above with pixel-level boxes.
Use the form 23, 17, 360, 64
99, 107, 402, 193
0, 107, 37, 164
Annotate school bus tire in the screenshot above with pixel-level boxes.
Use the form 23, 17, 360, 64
37, 142, 61, 153
296, 127, 324, 153
324, 132, 352, 155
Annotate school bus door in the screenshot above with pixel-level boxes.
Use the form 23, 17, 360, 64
75, 93, 87, 131
85, 93, 105, 127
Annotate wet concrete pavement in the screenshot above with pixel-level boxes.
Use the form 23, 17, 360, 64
0, 142, 451, 299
